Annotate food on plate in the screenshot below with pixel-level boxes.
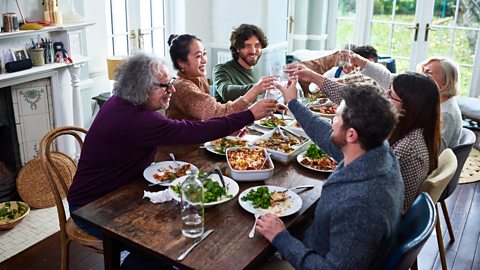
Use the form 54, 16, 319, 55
210, 137, 248, 154
241, 187, 292, 214
153, 163, 191, 182
309, 103, 338, 114
259, 115, 287, 128
170, 174, 232, 203
300, 144, 337, 171
227, 148, 271, 170
254, 130, 307, 153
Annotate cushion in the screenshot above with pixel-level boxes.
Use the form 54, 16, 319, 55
456, 96, 480, 122
298, 51, 340, 95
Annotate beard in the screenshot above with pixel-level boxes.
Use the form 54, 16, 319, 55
330, 131, 347, 149
238, 50, 261, 67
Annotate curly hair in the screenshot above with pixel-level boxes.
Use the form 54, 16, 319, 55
168, 34, 202, 71
352, 45, 378, 63
113, 53, 167, 106
229, 24, 268, 60
340, 84, 398, 151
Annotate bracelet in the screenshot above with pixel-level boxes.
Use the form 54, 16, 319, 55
240, 96, 252, 106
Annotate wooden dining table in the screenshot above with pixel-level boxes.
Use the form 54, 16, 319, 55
72, 147, 329, 270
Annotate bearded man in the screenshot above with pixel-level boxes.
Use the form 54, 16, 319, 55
213, 24, 274, 103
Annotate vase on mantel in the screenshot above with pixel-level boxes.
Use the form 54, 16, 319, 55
62, 0, 85, 23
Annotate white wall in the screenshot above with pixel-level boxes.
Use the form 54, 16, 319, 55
184, 0, 288, 80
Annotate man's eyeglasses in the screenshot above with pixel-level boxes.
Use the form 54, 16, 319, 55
387, 89, 402, 103
154, 77, 177, 91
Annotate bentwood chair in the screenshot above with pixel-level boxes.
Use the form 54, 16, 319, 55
420, 148, 458, 270
383, 192, 436, 270
39, 126, 103, 270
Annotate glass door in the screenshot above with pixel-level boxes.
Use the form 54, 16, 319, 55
335, 0, 480, 96
105, 0, 167, 57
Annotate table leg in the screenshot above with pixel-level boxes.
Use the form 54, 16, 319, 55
103, 236, 121, 270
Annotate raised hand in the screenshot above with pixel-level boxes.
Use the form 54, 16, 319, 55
249, 99, 278, 120
273, 79, 298, 104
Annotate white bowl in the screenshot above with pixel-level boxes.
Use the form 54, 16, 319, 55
251, 127, 310, 163
226, 147, 274, 181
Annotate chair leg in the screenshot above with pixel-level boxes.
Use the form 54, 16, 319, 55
411, 258, 418, 270
435, 204, 448, 270
61, 239, 71, 270
440, 200, 455, 242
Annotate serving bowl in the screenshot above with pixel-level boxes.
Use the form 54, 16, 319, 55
0, 201, 30, 230
226, 147, 274, 181
251, 127, 310, 163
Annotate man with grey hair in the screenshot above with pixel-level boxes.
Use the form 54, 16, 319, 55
68, 53, 278, 237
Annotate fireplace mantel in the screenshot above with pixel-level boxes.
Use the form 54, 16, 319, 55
0, 22, 94, 163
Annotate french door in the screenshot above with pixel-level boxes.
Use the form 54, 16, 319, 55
336, 0, 480, 96
105, 0, 168, 57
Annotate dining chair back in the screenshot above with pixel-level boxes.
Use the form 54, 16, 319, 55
419, 148, 457, 270
39, 126, 103, 270
383, 192, 436, 270
435, 127, 476, 257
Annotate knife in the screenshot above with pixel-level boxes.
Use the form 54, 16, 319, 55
177, 229, 215, 261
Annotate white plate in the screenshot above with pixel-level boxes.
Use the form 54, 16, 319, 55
254, 114, 294, 129
238, 185, 302, 217
143, 161, 199, 186
203, 137, 249, 156
296, 151, 336, 173
168, 174, 239, 207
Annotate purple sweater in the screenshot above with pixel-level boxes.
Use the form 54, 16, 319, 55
68, 95, 254, 206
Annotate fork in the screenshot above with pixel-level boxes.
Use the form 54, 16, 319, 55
248, 211, 262, 238
169, 152, 181, 168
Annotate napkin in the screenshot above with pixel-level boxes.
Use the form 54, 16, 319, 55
143, 190, 173, 203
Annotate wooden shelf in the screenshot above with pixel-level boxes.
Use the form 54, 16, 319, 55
0, 22, 94, 40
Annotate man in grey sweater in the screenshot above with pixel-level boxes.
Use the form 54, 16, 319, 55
257, 83, 404, 269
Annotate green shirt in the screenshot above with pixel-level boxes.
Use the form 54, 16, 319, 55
213, 60, 258, 103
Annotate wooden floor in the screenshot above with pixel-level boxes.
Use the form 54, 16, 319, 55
1, 132, 479, 270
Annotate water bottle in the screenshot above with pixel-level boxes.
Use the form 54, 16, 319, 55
181, 169, 204, 238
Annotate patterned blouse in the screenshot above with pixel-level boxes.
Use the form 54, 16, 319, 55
391, 128, 430, 213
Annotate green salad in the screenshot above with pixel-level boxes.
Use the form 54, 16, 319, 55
304, 144, 327, 159
241, 186, 272, 209
0, 202, 28, 220
170, 174, 232, 203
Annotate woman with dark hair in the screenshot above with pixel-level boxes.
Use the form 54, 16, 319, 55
287, 65, 441, 212
387, 72, 441, 211
158, 34, 274, 159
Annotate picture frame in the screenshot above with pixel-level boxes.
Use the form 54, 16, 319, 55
11, 48, 28, 61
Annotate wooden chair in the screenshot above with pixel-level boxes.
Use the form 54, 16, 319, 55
419, 148, 458, 270
39, 126, 103, 270
383, 192, 436, 270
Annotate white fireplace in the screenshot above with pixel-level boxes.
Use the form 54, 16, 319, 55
0, 22, 93, 164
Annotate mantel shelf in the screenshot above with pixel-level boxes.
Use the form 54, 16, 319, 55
0, 56, 89, 87
0, 22, 94, 40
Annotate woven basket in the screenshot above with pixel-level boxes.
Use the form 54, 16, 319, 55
16, 153, 76, 209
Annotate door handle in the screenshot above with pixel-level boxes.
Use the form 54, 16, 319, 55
425, 23, 437, 41
406, 23, 419, 41
288, 16, 294, 33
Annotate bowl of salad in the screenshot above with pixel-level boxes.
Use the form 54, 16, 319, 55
0, 201, 30, 230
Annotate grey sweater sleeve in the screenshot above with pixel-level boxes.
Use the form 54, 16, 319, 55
289, 99, 344, 162
360, 61, 394, 90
